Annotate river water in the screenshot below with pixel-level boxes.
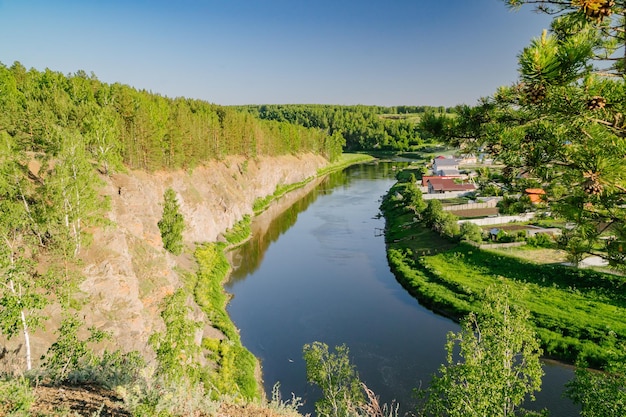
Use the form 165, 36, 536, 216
225, 161, 578, 416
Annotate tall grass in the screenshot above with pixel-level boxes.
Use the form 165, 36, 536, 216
192, 244, 258, 399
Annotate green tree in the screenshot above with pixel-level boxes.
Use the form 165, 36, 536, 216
402, 178, 427, 215
148, 289, 203, 384
566, 356, 626, 417
302, 342, 364, 417
419, 286, 544, 417
0, 134, 49, 371
158, 188, 185, 255
459, 221, 484, 243
83, 108, 123, 175
45, 130, 103, 259
438, 1, 626, 270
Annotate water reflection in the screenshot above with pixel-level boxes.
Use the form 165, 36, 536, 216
228, 162, 406, 280
225, 161, 578, 417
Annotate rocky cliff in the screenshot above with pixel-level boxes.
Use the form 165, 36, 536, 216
26, 153, 328, 365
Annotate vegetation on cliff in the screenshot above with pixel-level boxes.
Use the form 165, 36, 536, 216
0, 61, 346, 415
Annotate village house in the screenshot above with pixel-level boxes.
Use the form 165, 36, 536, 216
432, 156, 459, 175
426, 177, 476, 194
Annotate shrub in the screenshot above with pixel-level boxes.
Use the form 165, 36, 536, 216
527, 233, 554, 248
460, 222, 483, 243
0, 376, 34, 417
41, 314, 110, 385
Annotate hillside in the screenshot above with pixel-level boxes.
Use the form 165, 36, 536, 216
4, 153, 328, 366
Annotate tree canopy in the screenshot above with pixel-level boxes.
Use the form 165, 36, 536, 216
237, 104, 452, 152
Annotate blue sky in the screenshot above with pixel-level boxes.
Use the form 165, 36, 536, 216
0, 0, 551, 107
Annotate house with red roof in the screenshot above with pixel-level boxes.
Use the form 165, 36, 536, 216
427, 177, 476, 194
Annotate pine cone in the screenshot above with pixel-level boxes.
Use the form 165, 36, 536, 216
523, 83, 546, 104
587, 95, 607, 110
582, 171, 603, 195
577, 0, 615, 21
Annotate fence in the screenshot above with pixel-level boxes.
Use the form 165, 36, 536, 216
457, 212, 536, 226
422, 191, 475, 200
478, 242, 527, 249
443, 200, 500, 211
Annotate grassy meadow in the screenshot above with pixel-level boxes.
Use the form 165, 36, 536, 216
382, 181, 626, 368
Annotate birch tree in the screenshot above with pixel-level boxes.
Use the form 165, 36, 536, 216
46, 130, 103, 259
419, 286, 544, 417
0, 133, 49, 371
302, 342, 364, 417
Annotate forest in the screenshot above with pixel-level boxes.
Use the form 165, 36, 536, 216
0, 60, 350, 414
0, 61, 345, 174
236, 104, 452, 151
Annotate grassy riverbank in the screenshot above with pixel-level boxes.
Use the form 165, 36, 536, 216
381, 181, 626, 368
190, 153, 376, 399
253, 153, 374, 214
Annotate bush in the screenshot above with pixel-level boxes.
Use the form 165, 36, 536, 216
0, 377, 34, 417
527, 233, 554, 248
460, 222, 483, 243
42, 314, 110, 385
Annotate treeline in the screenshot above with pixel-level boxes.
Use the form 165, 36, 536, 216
0, 61, 343, 173
235, 104, 450, 151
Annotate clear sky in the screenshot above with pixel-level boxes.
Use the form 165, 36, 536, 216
0, 0, 551, 107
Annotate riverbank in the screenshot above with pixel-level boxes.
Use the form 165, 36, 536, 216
197, 153, 375, 399
381, 178, 626, 368
252, 153, 375, 214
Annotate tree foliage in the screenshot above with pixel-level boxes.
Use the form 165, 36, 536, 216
566, 355, 626, 417
302, 342, 364, 417
430, 1, 626, 270
459, 221, 484, 243
419, 286, 544, 417
158, 188, 185, 256
148, 289, 204, 385
0, 61, 343, 173
238, 104, 438, 152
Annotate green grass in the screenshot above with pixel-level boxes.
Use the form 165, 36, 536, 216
223, 215, 251, 247
192, 243, 259, 399
315, 153, 374, 176
253, 153, 374, 214
381, 177, 626, 368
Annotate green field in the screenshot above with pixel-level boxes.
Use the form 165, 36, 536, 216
382, 181, 626, 368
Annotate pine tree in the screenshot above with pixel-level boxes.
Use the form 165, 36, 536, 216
437, 1, 626, 270
158, 188, 185, 255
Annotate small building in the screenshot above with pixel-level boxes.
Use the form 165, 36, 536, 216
432, 157, 459, 173
525, 188, 546, 204
427, 177, 476, 194
422, 175, 464, 187
437, 168, 462, 177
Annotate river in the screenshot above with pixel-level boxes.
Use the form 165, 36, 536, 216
225, 161, 578, 416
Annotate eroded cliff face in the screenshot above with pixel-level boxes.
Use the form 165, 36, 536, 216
26, 153, 328, 364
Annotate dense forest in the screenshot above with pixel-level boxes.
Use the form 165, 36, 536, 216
236, 104, 453, 151
0, 61, 344, 174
